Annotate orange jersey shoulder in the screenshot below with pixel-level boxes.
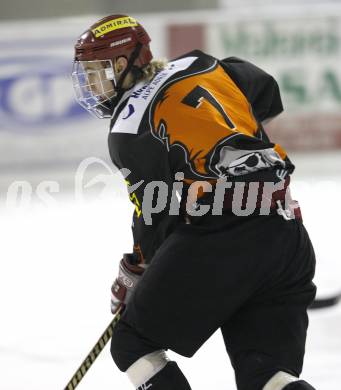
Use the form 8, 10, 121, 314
152, 64, 260, 176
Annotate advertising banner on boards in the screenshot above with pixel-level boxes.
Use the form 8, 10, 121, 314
0, 19, 111, 194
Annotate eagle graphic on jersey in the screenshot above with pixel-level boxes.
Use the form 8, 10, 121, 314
150, 64, 287, 180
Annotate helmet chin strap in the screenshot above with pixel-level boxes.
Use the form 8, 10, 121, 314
109, 42, 143, 111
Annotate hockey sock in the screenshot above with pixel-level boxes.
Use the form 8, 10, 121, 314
263, 371, 316, 390
126, 350, 191, 390
136, 361, 191, 390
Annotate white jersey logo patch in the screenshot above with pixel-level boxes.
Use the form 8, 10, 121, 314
111, 56, 198, 135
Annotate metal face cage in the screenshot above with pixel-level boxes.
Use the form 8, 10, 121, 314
72, 59, 117, 118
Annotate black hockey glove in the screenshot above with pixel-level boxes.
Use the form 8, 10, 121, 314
111, 254, 146, 314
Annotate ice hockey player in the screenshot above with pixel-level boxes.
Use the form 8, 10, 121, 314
72, 14, 317, 390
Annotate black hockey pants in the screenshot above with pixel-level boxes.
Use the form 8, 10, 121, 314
111, 212, 316, 390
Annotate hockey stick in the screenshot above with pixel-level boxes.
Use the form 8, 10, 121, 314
309, 292, 341, 310
64, 310, 121, 390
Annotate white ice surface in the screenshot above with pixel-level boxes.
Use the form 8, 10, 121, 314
0, 152, 340, 389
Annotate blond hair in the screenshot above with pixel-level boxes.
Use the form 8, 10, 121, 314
140, 59, 168, 81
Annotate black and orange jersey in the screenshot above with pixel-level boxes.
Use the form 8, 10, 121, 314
108, 50, 294, 262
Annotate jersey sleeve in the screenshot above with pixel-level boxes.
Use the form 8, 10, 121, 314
220, 57, 283, 123
108, 131, 180, 264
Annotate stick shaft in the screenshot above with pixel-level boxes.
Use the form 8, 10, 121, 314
64, 312, 121, 390
309, 292, 341, 309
